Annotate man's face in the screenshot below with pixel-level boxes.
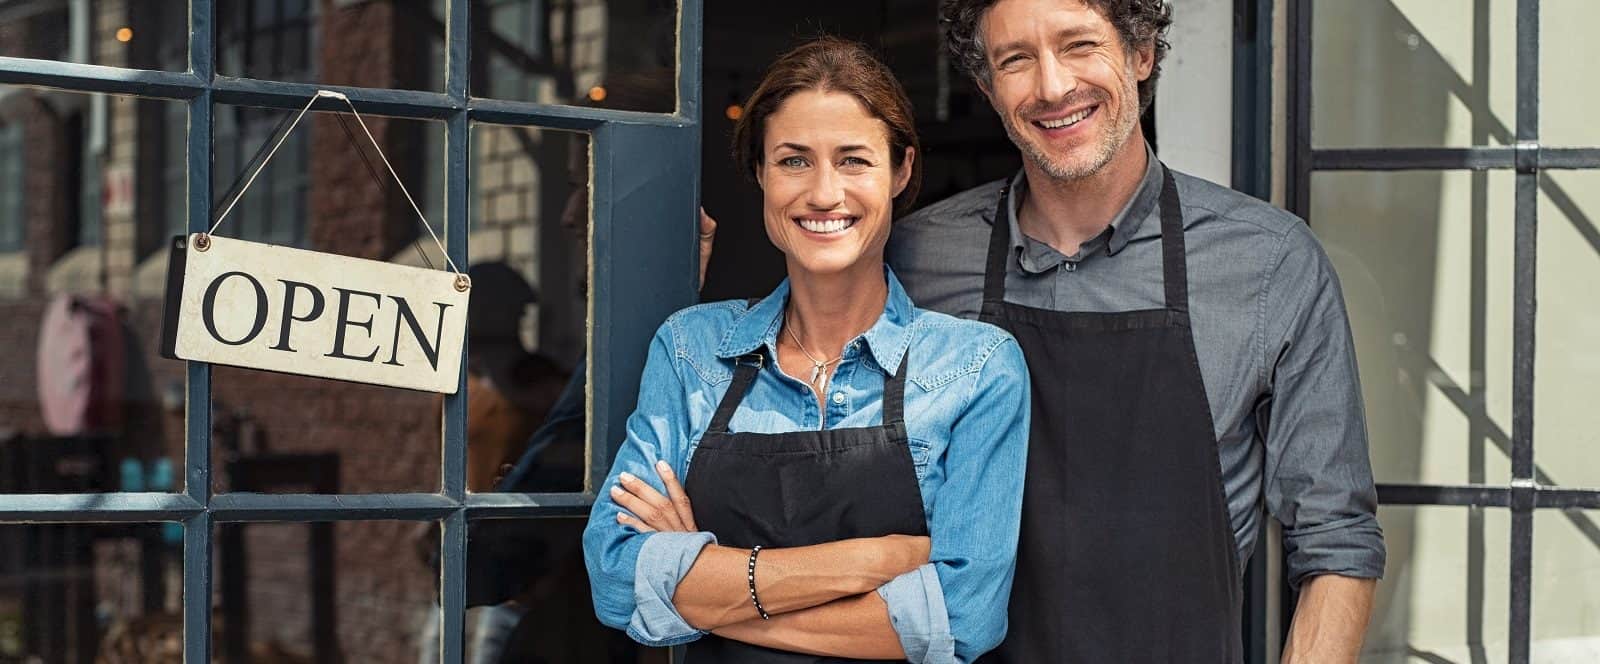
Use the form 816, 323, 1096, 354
978, 0, 1153, 181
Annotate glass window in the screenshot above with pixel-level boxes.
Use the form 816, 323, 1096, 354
1313, 0, 1517, 149
1312, 170, 1516, 487
0, 522, 183, 663
1540, 0, 1600, 147
470, 0, 678, 113
1532, 510, 1600, 660
1534, 170, 1600, 492
218, 0, 450, 93
467, 124, 589, 494
0, 89, 187, 491
0, 0, 187, 71
208, 105, 447, 495
1361, 505, 1511, 662
0, 122, 22, 252
215, 520, 437, 662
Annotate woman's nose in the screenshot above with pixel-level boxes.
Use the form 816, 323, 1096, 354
806, 164, 846, 208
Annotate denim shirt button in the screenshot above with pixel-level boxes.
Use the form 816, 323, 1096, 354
831, 392, 846, 405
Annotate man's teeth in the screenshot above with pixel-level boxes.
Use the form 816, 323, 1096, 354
798, 218, 856, 234
1040, 107, 1093, 129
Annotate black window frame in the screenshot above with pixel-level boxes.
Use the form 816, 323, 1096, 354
0, 1, 705, 661
1281, 1, 1600, 662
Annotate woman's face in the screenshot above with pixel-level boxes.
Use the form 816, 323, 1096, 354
758, 89, 912, 279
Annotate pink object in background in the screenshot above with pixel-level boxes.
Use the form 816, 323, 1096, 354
36, 295, 126, 435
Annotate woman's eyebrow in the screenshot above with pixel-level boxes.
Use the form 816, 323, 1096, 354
836, 144, 874, 154
775, 142, 813, 153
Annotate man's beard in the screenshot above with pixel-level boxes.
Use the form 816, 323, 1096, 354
1002, 78, 1142, 182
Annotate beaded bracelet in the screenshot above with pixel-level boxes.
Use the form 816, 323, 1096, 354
747, 545, 771, 620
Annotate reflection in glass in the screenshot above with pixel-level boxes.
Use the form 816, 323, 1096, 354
0, 523, 183, 663
1362, 505, 1510, 662
0, 0, 186, 71
1313, 0, 1516, 148
1534, 171, 1600, 493
467, 125, 590, 494
216, 520, 437, 663
218, 0, 448, 92
208, 106, 447, 495
0, 88, 187, 492
1533, 510, 1600, 660
1313, 171, 1516, 487
471, 0, 678, 112
461, 518, 667, 663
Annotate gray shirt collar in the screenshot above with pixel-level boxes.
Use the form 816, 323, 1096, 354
1005, 144, 1164, 274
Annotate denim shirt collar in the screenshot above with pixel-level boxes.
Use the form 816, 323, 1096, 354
1005, 142, 1164, 273
715, 266, 915, 376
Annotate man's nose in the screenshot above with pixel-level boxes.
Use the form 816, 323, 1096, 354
1034, 53, 1078, 107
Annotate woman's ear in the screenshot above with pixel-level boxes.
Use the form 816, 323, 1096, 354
754, 159, 766, 188
892, 147, 916, 198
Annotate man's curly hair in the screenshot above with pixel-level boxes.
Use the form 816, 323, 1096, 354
939, 0, 1173, 113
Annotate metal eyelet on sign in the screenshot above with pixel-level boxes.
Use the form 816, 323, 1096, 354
454, 274, 471, 292
193, 233, 211, 252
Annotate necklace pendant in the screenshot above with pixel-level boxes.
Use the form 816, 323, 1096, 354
808, 362, 824, 390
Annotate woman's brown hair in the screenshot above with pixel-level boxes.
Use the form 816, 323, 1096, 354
732, 37, 923, 213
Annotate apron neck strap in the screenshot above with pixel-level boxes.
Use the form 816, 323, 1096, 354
705, 347, 911, 435
982, 164, 1190, 313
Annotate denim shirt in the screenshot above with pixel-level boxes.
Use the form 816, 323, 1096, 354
582, 268, 1030, 663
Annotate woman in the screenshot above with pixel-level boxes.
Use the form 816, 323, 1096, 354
582, 37, 1029, 663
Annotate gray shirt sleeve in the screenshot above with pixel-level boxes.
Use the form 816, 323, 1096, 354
1260, 223, 1386, 587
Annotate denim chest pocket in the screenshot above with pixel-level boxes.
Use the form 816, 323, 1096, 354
905, 437, 932, 479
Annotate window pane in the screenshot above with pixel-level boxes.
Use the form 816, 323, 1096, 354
1541, 1, 1600, 147
467, 124, 589, 494
209, 104, 447, 495
1533, 510, 1600, 659
1535, 170, 1600, 492
217, 0, 448, 92
1361, 505, 1510, 662
464, 518, 668, 662
1313, 0, 1517, 149
215, 520, 437, 663
470, 0, 678, 113
0, 522, 183, 662
1312, 171, 1515, 487
0, 89, 187, 493
0, 0, 187, 71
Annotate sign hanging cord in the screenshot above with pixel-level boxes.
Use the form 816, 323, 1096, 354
205, 90, 460, 276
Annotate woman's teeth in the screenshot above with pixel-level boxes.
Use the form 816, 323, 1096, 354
797, 218, 857, 234
1039, 106, 1094, 129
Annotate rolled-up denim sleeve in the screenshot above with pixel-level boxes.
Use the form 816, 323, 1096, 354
582, 321, 715, 646
879, 336, 1030, 663
1262, 226, 1386, 588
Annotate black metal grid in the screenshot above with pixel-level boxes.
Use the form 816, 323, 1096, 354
1284, 1, 1600, 661
0, 1, 705, 661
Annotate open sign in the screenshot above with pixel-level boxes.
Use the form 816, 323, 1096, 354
160, 234, 469, 394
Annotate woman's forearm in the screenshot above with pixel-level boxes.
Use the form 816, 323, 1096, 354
712, 592, 905, 660
673, 534, 928, 631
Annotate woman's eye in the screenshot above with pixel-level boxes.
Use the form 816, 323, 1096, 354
840, 157, 871, 168
779, 156, 808, 168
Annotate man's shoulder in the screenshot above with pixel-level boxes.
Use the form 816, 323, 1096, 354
899, 179, 1008, 231
1170, 169, 1306, 239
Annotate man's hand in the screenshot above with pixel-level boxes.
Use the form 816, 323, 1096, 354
1283, 574, 1376, 663
609, 460, 697, 533
699, 207, 717, 290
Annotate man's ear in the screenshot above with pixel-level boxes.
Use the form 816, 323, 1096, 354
893, 147, 916, 198
1134, 40, 1156, 81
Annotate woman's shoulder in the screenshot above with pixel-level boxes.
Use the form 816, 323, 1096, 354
903, 307, 1021, 390
655, 299, 754, 384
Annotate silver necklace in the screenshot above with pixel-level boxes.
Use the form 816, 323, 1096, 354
784, 316, 843, 393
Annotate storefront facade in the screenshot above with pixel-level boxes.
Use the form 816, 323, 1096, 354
0, 1, 1595, 662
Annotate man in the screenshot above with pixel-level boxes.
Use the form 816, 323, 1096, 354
883, 0, 1384, 661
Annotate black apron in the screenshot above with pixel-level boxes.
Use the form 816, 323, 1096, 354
684, 345, 928, 663
979, 168, 1243, 663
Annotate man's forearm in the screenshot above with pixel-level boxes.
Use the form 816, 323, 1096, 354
1283, 574, 1376, 663
674, 535, 928, 631
712, 592, 905, 660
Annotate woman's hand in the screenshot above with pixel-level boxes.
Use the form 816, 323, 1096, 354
610, 460, 698, 533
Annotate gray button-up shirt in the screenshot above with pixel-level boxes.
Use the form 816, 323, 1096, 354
887, 151, 1385, 586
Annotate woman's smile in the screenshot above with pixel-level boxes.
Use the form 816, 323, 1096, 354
794, 213, 859, 236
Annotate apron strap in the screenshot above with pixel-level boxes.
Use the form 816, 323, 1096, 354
706, 353, 762, 435
982, 165, 1191, 314
881, 354, 908, 426
981, 186, 1013, 305
1156, 168, 1190, 314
